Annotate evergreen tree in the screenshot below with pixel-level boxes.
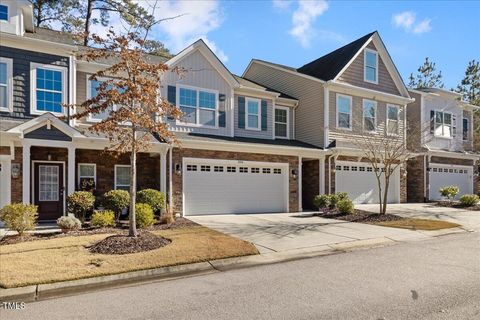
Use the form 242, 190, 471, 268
408, 57, 445, 89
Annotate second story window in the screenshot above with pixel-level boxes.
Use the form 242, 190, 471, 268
387, 104, 399, 135
0, 5, 8, 21
337, 94, 352, 130
363, 99, 377, 132
246, 98, 260, 130
275, 107, 289, 138
87, 79, 114, 122
434, 111, 452, 138
31, 63, 66, 115
364, 49, 378, 84
178, 86, 217, 127
463, 118, 469, 141
0, 57, 12, 112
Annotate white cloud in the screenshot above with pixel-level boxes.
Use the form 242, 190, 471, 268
289, 0, 329, 47
272, 0, 293, 10
392, 11, 432, 34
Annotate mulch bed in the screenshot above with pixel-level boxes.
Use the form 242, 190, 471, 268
316, 209, 406, 223
435, 201, 480, 211
0, 217, 198, 246
88, 231, 171, 255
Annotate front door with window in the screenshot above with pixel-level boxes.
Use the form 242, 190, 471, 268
34, 163, 64, 220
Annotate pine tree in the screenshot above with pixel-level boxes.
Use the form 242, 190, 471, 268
408, 57, 445, 89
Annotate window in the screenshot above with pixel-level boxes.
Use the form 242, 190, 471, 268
246, 98, 261, 130
274, 168, 282, 174
38, 165, 59, 201
0, 5, 8, 21
201, 165, 211, 172
227, 166, 236, 173
214, 166, 223, 172
364, 49, 378, 83
274, 107, 289, 138
359, 167, 365, 172
239, 167, 248, 173
115, 165, 131, 191
463, 118, 469, 141
434, 111, 452, 138
0, 57, 12, 112
178, 86, 217, 126
262, 168, 271, 174
186, 165, 197, 171
337, 94, 352, 129
363, 99, 377, 132
387, 104, 399, 135
31, 63, 66, 115
87, 78, 115, 122
251, 167, 260, 173
78, 163, 96, 189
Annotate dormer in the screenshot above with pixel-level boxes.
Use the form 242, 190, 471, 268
0, 0, 34, 36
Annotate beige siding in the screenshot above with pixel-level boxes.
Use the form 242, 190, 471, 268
406, 91, 422, 151
338, 42, 400, 96
329, 90, 405, 148
75, 71, 88, 125
244, 63, 324, 147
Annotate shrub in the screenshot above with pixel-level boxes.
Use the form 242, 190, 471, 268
336, 192, 349, 201
439, 185, 460, 201
313, 195, 330, 209
91, 210, 116, 228
0, 203, 38, 235
328, 194, 339, 209
137, 189, 165, 213
459, 194, 479, 207
57, 216, 81, 232
160, 204, 175, 224
67, 191, 95, 223
103, 190, 130, 220
337, 199, 355, 214
135, 203, 155, 228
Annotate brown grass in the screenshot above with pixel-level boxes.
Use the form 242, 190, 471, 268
0, 226, 258, 288
374, 218, 461, 230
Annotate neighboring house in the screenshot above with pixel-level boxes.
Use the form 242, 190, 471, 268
407, 88, 478, 201
243, 32, 414, 207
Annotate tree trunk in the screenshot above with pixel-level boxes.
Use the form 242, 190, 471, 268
382, 176, 390, 215
84, 0, 94, 46
35, 1, 43, 27
376, 175, 383, 215
129, 143, 138, 237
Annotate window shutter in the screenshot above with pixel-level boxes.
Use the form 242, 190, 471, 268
452, 114, 457, 138
219, 111, 226, 127
430, 110, 435, 134
238, 96, 245, 129
167, 86, 176, 120
261, 100, 268, 131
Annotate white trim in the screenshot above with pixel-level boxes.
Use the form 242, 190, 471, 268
68, 55, 76, 126
386, 103, 400, 136
0, 57, 13, 112
114, 164, 131, 190
323, 85, 330, 147
7, 112, 83, 138
336, 93, 353, 130
32, 160, 66, 216
362, 99, 377, 132
0, 157, 11, 208
77, 163, 97, 187
363, 48, 379, 84
434, 110, 453, 139
274, 105, 290, 139
30, 62, 68, 116
175, 84, 219, 128
245, 97, 261, 131
0, 3, 10, 22
298, 156, 302, 212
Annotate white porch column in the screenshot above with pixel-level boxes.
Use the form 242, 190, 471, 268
319, 157, 325, 195
160, 151, 167, 194
22, 142, 31, 204
67, 146, 75, 195
298, 156, 302, 212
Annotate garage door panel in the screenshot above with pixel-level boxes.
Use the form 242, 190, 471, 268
429, 164, 473, 201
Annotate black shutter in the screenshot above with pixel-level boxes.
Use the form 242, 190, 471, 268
238, 96, 245, 129
452, 114, 457, 138
167, 86, 176, 120
261, 100, 268, 131
219, 111, 226, 127
430, 110, 435, 134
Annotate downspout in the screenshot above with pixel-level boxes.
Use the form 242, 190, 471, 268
323, 82, 331, 148
169, 147, 173, 208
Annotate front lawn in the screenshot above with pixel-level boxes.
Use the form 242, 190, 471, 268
0, 226, 258, 288
375, 218, 461, 230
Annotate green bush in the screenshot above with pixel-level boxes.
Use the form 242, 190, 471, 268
91, 210, 116, 228
67, 191, 95, 223
135, 203, 155, 228
103, 190, 130, 220
137, 189, 165, 213
328, 194, 339, 209
337, 198, 355, 214
57, 216, 82, 232
313, 195, 330, 209
439, 185, 460, 201
336, 192, 349, 201
0, 203, 38, 235
459, 194, 479, 207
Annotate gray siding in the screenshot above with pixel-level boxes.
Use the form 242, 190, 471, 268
406, 91, 422, 151
75, 71, 88, 124
24, 125, 72, 141
234, 94, 273, 139
0, 46, 69, 120
244, 63, 324, 147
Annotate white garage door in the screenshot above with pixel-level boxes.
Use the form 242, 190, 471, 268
335, 161, 400, 204
429, 164, 473, 201
183, 158, 289, 215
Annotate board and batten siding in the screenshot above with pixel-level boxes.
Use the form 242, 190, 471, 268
337, 42, 400, 96
0, 46, 69, 120
244, 63, 324, 147
161, 49, 232, 137
234, 94, 273, 139
329, 90, 405, 149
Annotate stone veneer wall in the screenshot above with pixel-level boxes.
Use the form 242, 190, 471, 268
171, 148, 299, 215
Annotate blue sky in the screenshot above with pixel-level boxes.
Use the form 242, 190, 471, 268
138, 1, 480, 89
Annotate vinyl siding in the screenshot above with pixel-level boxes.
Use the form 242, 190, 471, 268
161, 50, 232, 136
337, 42, 400, 96
234, 94, 273, 139
406, 91, 423, 151
244, 63, 324, 147
75, 71, 88, 125
463, 110, 474, 151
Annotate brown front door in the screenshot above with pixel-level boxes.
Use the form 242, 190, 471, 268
34, 162, 64, 220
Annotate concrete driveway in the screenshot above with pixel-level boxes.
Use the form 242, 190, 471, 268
356, 203, 480, 232
190, 213, 432, 254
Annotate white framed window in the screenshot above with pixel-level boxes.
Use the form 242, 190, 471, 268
0, 4, 8, 21
387, 104, 399, 135
0, 57, 13, 112
246, 97, 261, 130
434, 111, 452, 138
463, 118, 469, 141
114, 165, 131, 191
177, 85, 218, 127
364, 48, 378, 84
38, 165, 59, 201
78, 163, 96, 189
274, 106, 289, 139
30, 63, 67, 115
363, 99, 377, 132
336, 94, 352, 130
86, 76, 116, 122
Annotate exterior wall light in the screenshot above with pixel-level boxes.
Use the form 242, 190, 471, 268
11, 163, 21, 179
175, 163, 182, 175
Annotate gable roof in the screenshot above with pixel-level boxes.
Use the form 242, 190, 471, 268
234, 75, 297, 100
297, 32, 376, 81
7, 113, 84, 138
